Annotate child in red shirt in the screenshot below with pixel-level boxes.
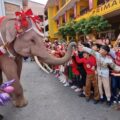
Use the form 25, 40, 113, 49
111, 48, 120, 104
76, 51, 99, 104
70, 56, 81, 92
68, 49, 81, 92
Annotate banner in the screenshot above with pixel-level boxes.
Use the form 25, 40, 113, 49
64, 12, 67, 22
89, 0, 93, 9
74, 3, 77, 18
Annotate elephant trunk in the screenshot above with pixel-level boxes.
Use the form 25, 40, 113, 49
38, 42, 76, 65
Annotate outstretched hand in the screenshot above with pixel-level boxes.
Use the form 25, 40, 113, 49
111, 73, 120, 77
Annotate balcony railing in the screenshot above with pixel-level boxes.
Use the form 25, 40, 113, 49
97, 0, 110, 6
80, 7, 89, 16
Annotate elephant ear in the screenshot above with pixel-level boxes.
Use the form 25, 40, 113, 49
5, 20, 16, 43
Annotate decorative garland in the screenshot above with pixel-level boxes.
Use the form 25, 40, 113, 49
15, 9, 42, 33
0, 80, 15, 106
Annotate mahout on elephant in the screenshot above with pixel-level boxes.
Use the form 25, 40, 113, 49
0, 8, 76, 107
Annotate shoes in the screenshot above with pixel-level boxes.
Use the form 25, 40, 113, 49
78, 93, 85, 97
59, 79, 66, 83
100, 98, 104, 103
0, 114, 3, 120
59, 75, 66, 82
52, 70, 56, 74
112, 96, 117, 104
86, 98, 90, 102
93, 100, 99, 104
74, 88, 81, 92
71, 85, 77, 89
62, 80, 66, 84
50, 70, 53, 73
55, 74, 60, 78
117, 95, 120, 104
64, 82, 69, 87
113, 100, 117, 104
106, 101, 111, 106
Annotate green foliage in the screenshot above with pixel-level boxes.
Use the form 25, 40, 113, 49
58, 25, 66, 38
58, 20, 76, 38
73, 18, 87, 34
58, 16, 111, 37
79, 16, 111, 35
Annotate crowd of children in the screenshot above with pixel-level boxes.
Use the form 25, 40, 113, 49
44, 35, 120, 110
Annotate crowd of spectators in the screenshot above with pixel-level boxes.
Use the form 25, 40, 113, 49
44, 35, 120, 110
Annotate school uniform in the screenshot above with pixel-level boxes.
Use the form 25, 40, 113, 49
77, 52, 86, 88
71, 58, 81, 87
83, 47, 120, 101
111, 51, 120, 102
76, 55, 99, 100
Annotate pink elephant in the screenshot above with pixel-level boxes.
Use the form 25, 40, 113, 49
0, 7, 76, 107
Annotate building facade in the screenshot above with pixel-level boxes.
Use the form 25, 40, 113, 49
28, 1, 45, 34
0, 0, 22, 17
44, 10, 49, 38
0, 0, 46, 36
46, 0, 120, 40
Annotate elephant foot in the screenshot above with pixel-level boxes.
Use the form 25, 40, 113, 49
12, 96, 28, 108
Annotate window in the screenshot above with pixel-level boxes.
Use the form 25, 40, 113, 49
45, 25, 49, 32
97, 0, 110, 5
4, 2, 20, 17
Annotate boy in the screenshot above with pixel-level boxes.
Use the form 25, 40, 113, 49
75, 51, 99, 104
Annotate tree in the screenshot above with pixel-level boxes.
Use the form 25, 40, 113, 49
73, 16, 111, 41
58, 20, 76, 38
73, 18, 87, 35
83, 16, 111, 35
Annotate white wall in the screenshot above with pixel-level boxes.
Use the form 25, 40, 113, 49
28, 1, 45, 16
0, 0, 22, 16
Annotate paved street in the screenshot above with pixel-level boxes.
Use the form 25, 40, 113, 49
0, 62, 120, 120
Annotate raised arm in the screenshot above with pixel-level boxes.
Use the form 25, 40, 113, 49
78, 45, 99, 58
83, 47, 98, 57
109, 58, 120, 72
113, 34, 120, 48
75, 56, 84, 64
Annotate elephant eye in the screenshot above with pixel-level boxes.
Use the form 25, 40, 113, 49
31, 39, 35, 44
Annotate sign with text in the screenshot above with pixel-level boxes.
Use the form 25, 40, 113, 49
76, 0, 120, 21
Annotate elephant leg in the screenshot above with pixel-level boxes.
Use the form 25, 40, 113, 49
0, 69, 3, 85
0, 55, 27, 107
15, 55, 23, 79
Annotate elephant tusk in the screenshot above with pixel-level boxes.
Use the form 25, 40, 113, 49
43, 63, 53, 73
34, 56, 49, 74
